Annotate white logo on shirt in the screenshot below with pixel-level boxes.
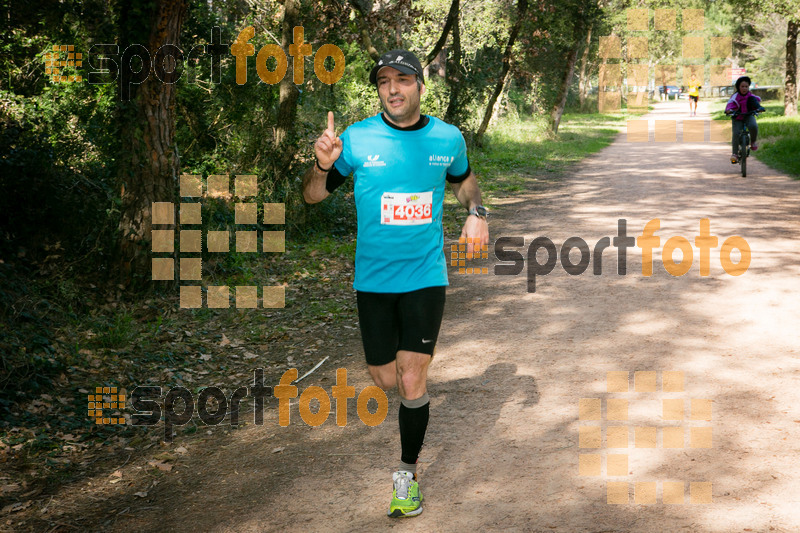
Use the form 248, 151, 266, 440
364, 154, 386, 168
429, 154, 454, 167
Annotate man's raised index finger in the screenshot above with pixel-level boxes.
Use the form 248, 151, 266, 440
327, 111, 334, 133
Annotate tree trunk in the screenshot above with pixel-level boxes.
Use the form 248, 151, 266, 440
475, 0, 528, 145
275, 0, 301, 153
117, 0, 187, 285
423, 0, 459, 68
350, 0, 380, 61
444, 6, 463, 125
785, 19, 798, 117
578, 25, 593, 112
549, 43, 580, 134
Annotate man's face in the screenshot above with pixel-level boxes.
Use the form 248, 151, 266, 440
376, 66, 425, 126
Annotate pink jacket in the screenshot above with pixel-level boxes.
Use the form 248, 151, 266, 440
725, 91, 761, 120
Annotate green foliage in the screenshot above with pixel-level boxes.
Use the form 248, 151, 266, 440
333, 43, 382, 122
0, 262, 64, 402
738, 14, 797, 86
420, 77, 450, 119
89, 312, 137, 349
752, 102, 800, 176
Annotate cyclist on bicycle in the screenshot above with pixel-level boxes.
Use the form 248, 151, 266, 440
725, 76, 765, 164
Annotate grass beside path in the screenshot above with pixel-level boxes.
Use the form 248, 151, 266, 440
710, 99, 800, 178
470, 112, 632, 199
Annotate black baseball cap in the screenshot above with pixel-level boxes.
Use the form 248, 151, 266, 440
369, 49, 425, 85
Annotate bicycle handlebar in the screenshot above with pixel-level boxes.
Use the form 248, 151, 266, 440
726, 108, 766, 118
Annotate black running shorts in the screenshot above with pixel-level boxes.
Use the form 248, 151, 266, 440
690, 95, 698, 102
356, 286, 446, 366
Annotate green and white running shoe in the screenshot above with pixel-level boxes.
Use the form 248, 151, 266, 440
388, 471, 423, 518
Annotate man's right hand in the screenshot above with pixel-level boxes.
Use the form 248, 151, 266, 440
314, 111, 343, 171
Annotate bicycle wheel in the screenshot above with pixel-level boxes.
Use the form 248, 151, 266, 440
740, 135, 748, 177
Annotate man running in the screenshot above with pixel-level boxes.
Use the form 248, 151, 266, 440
687, 74, 701, 116
302, 49, 489, 518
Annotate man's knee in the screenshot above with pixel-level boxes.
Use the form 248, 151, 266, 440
396, 363, 428, 398
368, 365, 396, 390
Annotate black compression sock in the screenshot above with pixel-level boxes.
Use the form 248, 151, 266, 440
399, 394, 430, 466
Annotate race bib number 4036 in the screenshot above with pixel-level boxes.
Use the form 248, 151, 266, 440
381, 191, 433, 226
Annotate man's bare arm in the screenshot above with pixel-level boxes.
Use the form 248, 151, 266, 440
449, 171, 482, 211
302, 165, 330, 204
449, 171, 489, 247
302, 111, 341, 204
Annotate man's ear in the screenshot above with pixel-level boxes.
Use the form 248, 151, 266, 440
419, 82, 426, 97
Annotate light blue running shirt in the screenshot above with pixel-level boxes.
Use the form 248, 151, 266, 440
332, 114, 470, 293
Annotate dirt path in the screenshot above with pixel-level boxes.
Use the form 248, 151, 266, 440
42, 100, 800, 532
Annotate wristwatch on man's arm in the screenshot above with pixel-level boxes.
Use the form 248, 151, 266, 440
468, 205, 488, 219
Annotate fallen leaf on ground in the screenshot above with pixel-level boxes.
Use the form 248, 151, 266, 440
147, 460, 173, 472
2, 500, 32, 514
220, 334, 230, 346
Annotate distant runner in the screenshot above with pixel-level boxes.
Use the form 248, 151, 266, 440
302, 49, 489, 518
687, 74, 701, 116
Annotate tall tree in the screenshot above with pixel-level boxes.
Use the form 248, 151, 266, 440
549, 41, 581, 133
350, 0, 381, 61
475, 0, 528, 145
117, 0, 188, 284
422, 0, 460, 68
444, 6, 465, 125
578, 24, 593, 112
548, 0, 599, 133
732, 0, 800, 116
275, 0, 301, 153
785, 19, 798, 115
